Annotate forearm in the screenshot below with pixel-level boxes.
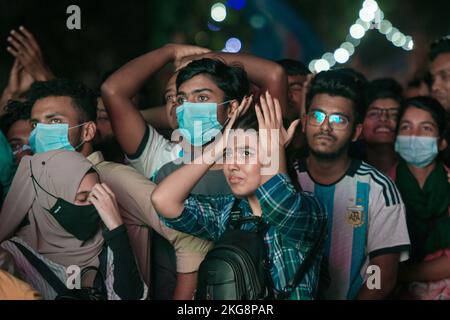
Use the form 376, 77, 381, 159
356, 281, 394, 300
400, 256, 450, 282
140, 106, 171, 129
0, 89, 12, 116
173, 272, 197, 300
102, 45, 174, 99
104, 224, 146, 300
33, 66, 54, 82
356, 255, 399, 300
152, 158, 214, 219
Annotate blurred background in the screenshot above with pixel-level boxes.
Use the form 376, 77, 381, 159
1, 0, 450, 106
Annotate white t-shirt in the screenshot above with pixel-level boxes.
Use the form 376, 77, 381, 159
125, 125, 181, 181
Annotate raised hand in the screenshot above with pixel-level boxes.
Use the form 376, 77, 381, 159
7, 26, 54, 82
166, 44, 211, 71
256, 91, 299, 148
0, 59, 34, 112
88, 183, 123, 231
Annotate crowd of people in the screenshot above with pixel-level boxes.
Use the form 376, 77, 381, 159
0, 25, 449, 300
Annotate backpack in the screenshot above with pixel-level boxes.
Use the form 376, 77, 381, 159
195, 199, 326, 300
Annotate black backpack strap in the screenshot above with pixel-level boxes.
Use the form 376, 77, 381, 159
11, 240, 68, 295
275, 219, 327, 299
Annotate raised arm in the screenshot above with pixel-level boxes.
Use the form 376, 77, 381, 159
7, 26, 55, 82
101, 44, 210, 155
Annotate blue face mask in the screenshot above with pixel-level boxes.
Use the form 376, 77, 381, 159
29, 123, 86, 154
176, 101, 231, 147
395, 135, 439, 168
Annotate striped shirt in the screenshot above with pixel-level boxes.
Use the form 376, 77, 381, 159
293, 159, 410, 299
162, 173, 327, 300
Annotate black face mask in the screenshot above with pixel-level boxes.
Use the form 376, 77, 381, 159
31, 163, 101, 241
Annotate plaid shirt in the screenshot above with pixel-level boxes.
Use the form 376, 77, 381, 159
162, 173, 327, 300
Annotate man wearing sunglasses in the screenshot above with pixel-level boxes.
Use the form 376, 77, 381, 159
291, 69, 410, 300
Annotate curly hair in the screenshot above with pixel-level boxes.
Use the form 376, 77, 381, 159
0, 100, 32, 136
25, 78, 97, 123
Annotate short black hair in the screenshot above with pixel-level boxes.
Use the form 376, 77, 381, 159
25, 78, 97, 123
398, 96, 447, 138
366, 78, 403, 106
429, 36, 450, 61
0, 100, 32, 136
306, 69, 368, 124
176, 58, 250, 103
276, 59, 310, 76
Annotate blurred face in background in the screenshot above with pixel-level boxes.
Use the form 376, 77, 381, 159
7, 119, 33, 164
362, 98, 400, 145
431, 52, 450, 111
286, 74, 307, 120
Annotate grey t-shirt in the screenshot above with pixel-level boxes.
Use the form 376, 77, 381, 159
155, 161, 232, 194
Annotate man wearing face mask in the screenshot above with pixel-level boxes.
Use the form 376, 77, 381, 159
22, 78, 188, 290
102, 45, 289, 299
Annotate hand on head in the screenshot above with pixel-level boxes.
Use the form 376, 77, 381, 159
166, 44, 211, 72
7, 26, 54, 82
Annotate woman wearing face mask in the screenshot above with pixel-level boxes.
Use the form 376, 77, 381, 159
390, 97, 450, 299
0, 150, 147, 300
152, 93, 326, 300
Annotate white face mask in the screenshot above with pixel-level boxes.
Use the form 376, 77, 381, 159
395, 135, 439, 168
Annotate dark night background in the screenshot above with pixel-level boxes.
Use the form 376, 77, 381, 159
1, 0, 450, 106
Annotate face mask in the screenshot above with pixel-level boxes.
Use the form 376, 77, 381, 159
395, 135, 439, 168
29, 123, 86, 154
31, 165, 100, 241
176, 101, 231, 147
12, 144, 32, 156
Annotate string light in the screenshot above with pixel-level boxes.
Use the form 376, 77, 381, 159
309, 0, 414, 73
211, 3, 227, 22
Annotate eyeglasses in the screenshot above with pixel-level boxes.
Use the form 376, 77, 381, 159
307, 110, 350, 130
366, 108, 399, 120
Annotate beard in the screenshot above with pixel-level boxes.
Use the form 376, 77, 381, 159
309, 134, 351, 160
